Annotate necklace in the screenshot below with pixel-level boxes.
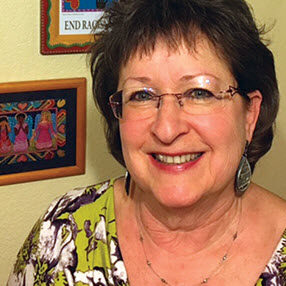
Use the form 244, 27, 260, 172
138, 199, 242, 285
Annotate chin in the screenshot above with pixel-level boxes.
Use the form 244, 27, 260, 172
151, 184, 207, 209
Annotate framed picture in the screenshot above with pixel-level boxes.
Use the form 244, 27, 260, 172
41, 0, 116, 55
0, 78, 86, 185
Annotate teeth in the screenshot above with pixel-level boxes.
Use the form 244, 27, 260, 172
186, 154, 191, 162
158, 154, 164, 162
155, 153, 202, 164
167, 156, 173, 164
174, 156, 180, 164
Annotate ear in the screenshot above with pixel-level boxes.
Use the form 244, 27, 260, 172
245, 90, 262, 142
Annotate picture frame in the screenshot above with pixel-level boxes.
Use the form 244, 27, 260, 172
0, 78, 86, 185
40, 0, 116, 55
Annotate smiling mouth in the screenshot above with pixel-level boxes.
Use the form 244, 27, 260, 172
152, 153, 203, 165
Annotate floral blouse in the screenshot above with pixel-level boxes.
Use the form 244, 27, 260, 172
7, 179, 286, 285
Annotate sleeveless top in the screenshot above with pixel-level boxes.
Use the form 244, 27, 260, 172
7, 179, 286, 285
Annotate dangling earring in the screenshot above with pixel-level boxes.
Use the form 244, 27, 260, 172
235, 141, 252, 196
125, 170, 131, 195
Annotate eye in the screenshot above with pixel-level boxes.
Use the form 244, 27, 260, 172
184, 88, 214, 100
128, 90, 154, 102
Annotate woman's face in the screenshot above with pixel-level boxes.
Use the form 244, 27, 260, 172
118, 37, 261, 208
42, 112, 48, 121
17, 115, 24, 124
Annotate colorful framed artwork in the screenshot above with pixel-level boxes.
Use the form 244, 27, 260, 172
41, 0, 117, 55
0, 78, 86, 185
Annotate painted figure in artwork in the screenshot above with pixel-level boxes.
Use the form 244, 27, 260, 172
0, 116, 12, 155
33, 110, 57, 150
14, 113, 29, 153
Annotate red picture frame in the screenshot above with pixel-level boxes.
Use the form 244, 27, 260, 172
40, 0, 107, 55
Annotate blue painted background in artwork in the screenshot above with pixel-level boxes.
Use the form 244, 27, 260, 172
63, 0, 117, 11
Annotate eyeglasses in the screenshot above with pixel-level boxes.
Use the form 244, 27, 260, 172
109, 79, 246, 120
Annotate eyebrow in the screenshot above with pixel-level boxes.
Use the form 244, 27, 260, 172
121, 77, 151, 87
122, 73, 220, 86
180, 73, 220, 82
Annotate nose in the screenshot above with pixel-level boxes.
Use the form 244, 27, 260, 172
151, 95, 190, 144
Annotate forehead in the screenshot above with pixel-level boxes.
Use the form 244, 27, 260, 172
118, 36, 234, 88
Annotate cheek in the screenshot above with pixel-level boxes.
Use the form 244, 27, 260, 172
195, 109, 247, 148
193, 112, 247, 176
188, 113, 247, 190
119, 120, 149, 157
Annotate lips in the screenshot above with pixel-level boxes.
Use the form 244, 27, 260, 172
152, 152, 203, 165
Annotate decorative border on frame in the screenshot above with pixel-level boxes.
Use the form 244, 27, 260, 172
41, 0, 94, 54
41, 0, 116, 54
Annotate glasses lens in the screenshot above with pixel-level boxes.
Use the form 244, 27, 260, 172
180, 87, 228, 115
120, 88, 157, 120
109, 92, 123, 119
110, 78, 234, 120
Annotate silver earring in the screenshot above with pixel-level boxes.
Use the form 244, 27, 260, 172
125, 171, 131, 195
235, 141, 252, 196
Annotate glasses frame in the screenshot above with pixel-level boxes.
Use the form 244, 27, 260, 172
109, 85, 248, 120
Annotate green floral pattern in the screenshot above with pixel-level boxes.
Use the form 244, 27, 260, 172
8, 179, 128, 286
7, 179, 286, 285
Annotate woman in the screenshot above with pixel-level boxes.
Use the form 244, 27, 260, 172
8, 0, 286, 285
32, 110, 56, 150
13, 113, 29, 153
0, 116, 12, 155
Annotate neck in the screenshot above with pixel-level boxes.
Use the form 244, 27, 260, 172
132, 181, 242, 255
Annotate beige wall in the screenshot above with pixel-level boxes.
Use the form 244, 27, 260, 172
0, 1, 285, 284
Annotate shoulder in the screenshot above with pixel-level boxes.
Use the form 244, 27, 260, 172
43, 178, 115, 222
257, 229, 286, 285
8, 178, 118, 285
245, 183, 286, 235
250, 184, 286, 216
